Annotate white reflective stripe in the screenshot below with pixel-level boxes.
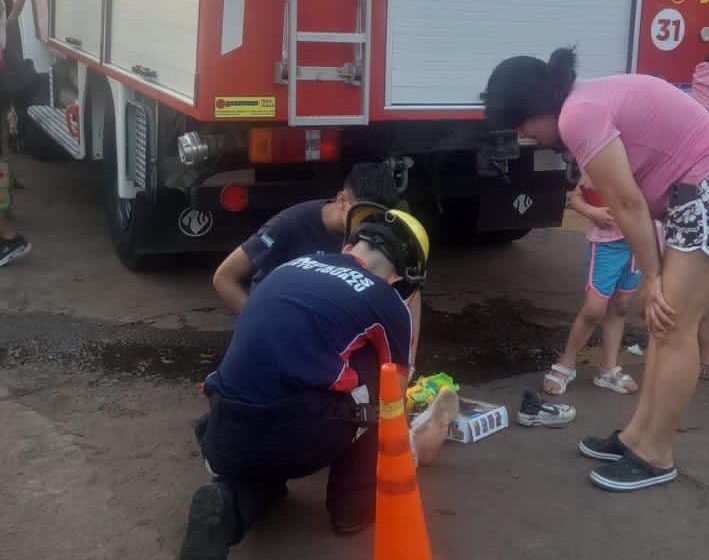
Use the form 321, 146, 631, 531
222, 0, 245, 54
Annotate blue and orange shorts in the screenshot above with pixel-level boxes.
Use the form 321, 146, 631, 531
586, 239, 641, 299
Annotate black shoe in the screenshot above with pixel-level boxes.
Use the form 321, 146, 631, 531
331, 508, 374, 536
179, 482, 239, 560
589, 448, 678, 492
578, 430, 626, 461
329, 494, 375, 536
0, 235, 31, 267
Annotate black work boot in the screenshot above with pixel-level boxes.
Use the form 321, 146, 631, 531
328, 488, 375, 536
331, 509, 375, 536
179, 482, 239, 560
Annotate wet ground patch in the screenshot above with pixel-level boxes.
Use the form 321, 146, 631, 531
96, 342, 223, 380
0, 304, 646, 386
0, 311, 229, 381
418, 299, 646, 385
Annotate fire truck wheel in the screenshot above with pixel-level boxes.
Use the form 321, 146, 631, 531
102, 100, 153, 270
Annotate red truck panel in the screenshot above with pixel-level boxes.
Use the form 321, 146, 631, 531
194, 0, 478, 124
636, 0, 709, 87
50, 1, 707, 124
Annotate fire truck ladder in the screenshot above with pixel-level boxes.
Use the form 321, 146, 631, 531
278, 0, 372, 126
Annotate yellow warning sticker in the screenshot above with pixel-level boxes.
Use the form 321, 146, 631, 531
214, 97, 276, 118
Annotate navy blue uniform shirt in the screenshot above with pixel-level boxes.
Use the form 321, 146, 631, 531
205, 253, 412, 404
241, 200, 343, 287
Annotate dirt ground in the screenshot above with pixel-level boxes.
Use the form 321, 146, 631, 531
1, 155, 707, 560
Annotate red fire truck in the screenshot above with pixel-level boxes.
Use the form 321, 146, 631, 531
12, 0, 709, 268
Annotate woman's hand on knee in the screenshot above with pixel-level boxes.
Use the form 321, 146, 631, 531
641, 276, 676, 334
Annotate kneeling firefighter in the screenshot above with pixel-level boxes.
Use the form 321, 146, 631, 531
180, 204, 434, 560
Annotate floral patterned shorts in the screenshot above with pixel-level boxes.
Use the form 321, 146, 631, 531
664, 179, 709, 257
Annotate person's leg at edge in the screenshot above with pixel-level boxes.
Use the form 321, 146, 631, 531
619, 248, 709, 468
699, 315, 709, 379
0, 215, 17, 240
0, 214, 30, 267
544, 289, 608, 393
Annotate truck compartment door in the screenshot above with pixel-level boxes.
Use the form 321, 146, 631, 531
104, 0, 200, 104
51, 0, 103, 60
385, 0, 638, 107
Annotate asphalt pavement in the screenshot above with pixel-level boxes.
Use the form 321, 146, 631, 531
1, 155, 707, 560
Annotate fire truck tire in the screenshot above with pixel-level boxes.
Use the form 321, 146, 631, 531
101, 98, 155, 270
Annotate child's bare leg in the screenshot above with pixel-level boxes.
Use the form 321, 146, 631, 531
595, 292, 639, 393
600, 292, 632, 369
544, 290, 608, 394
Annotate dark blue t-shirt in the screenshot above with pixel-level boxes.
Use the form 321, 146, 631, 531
205, 253, 412, 404
241, 199, 343, 287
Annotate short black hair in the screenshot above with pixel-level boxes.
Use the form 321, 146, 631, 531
344, 162, 399, 208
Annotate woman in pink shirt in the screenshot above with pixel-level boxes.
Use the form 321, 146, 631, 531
485, 49, 709, 492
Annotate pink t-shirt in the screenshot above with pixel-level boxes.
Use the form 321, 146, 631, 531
559, 75, 709, 219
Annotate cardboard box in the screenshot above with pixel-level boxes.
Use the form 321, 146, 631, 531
448, 398, 509, 443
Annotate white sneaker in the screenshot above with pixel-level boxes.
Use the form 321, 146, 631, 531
517, 390, 576, 427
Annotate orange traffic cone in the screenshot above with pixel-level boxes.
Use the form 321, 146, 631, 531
374, 363, 432, 560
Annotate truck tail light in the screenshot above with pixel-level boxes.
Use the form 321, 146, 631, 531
249, 128, 340, 164
220, 184, 249, 212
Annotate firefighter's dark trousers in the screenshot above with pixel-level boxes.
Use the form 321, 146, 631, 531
197, 388, 379, 543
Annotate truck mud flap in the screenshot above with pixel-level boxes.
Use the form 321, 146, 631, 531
475, 180, 567, 233
131, 181, 330, 255
131, 188, 273, 255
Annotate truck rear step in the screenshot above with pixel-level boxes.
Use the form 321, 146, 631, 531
27, 105, 82, 159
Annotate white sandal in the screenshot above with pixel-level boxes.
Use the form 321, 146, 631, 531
543, 363, 577, 395
593, 366, 638, 394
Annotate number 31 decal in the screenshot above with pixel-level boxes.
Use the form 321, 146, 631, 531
651, 8, 685, 51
